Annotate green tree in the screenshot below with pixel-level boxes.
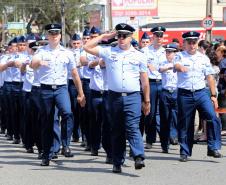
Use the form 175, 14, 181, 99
0, 0, 91, 36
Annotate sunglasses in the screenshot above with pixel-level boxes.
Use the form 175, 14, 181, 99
48, 32, 60, 36
142, 41, 150, 44
116, 34, 130, 39
166, 50, 176, 54
187, 40, 198, 45
154, 32, 163, 38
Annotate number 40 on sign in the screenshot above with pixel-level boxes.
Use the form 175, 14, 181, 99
201, 17, 215, 30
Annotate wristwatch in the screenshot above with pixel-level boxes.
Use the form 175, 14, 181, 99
211, 94, 217, 98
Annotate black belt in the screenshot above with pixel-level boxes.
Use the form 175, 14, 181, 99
109, 90, 139, 97
32, 85, 41, 90
81, 78, 90, 82
162, 88, 177, 93
12, 81, 23, 85
4, 81, 13, 84
41, 84, 66, 90
178, 88, 204, 93
90, 89, 105, 96
149, 79, 162, 82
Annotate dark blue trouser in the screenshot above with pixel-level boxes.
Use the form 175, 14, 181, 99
68, 80, 80, 140
102, 91, 112, 158
145, 81, 162, 144
108, 91, 144, 166
0, 87, 6, 132
52, 107, 61, 153
80, 78, 91, 145
218, 94, 226, 129
177, 88, 222, 156
159, 89, 178, 150
29, 86, 42, 152
40, 85, 73, 160
11, 82, 23, 140
3, 82, 13, 136
23, 91, 33, 149
90, 90, 103, 151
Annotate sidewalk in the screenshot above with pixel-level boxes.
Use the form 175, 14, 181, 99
0, 134, 226, 185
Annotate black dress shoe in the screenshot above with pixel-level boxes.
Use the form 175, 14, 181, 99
162, 149, 169, 153
91, 149, 98, 156
52, 152, 58, 159
105, 157, 113, 164
145, 143, 152, 149
0, 129, 6, 134
84, 146, 91, 151
37, 153, 43, 159
80, 141, 86, 147
170, 138, 178, 145
134, 157, 145, 170
12, 139, 20, 144
179, 155, 188, 162
40, 159, 49, 166
61, 147, 74, 157
26, 148, 34, 153
72, 138, 79, 142
6, 135, 13, 141
207, 150, 223, 158
112, 165, 122, 173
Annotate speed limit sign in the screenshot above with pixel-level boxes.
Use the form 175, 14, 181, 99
201, 17, 215, 30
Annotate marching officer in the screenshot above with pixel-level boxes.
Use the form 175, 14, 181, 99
142, 26, 166, 149
31, 23, 85, 166
79, 29, 92, 149
140, 32, 151, 48
84, 23, 150, 173
0, 38, 17, 141
174, 31, 222, 162
69, 33, 82, 142
159, 43, 179, 153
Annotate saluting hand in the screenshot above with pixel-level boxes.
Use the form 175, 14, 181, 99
101, 31, 117, 41
142, 102, 151, 116
77, 94, 86, 108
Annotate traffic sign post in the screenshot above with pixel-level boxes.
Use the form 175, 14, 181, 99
201, 16, 215, 30
223, 7, 226, 24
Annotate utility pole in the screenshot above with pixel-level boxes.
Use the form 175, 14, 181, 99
206, 0, 213, 42
61, 0, 66, 46
108, 0, 113, 30
1, 13, 6, 47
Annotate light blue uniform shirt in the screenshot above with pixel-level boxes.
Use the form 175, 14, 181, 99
88, 55, 108, 91
3, 54, 13, 82
34, 45, 76, 85
173, 51, 214, 90
142, 45, 166, 80
99, 45, 148, 92
159, 61, 177, 91
0, 55, 6, 87
11, 52, 30, 82
32, 69, 40, 87
22, 65, 34, 92
79, 49, 92, 79
68, 48, 80, 80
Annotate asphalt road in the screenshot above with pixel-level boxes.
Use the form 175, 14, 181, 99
0, 134, 226, 185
